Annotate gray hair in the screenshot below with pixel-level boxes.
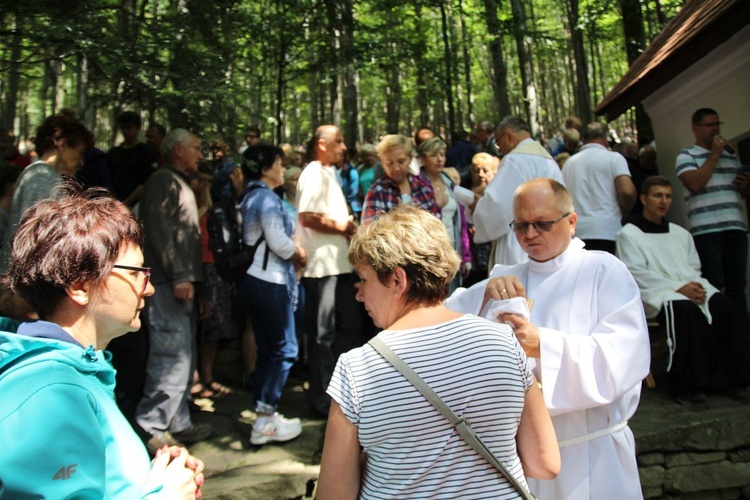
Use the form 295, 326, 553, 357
496, 116, 530, 134
161, 128, 194, 162
582, 122, 609, 142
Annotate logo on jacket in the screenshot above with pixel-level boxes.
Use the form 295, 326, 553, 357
53, 464, 78, 480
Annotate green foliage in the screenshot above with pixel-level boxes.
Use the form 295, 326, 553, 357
0, 0, 684, 148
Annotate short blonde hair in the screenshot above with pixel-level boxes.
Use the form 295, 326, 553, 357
417, 136, 446, 157
376, 134, 412, 158
349, 205, 459, 304
472, 152, 496, 172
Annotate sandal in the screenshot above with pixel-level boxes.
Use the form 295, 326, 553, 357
204, 380, 233, 398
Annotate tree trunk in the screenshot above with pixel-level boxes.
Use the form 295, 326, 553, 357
482, 0, 511, 117
2, 13, 22, 131
413, 3, 428, 129
510, 0, 537, 135
565, 0, 592, 124
620, 0, 653, 143
439, 2, 455, 134
386, 42, 401, 134
458, 0, 473, 128
76, 53, 88, 123
339, 0, 358, 150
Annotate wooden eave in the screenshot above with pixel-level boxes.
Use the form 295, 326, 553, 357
595, 0, 750, 122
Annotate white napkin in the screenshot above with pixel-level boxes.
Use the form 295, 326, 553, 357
480, 296, 531, 323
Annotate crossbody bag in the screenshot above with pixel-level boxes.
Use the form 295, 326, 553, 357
368, 337, 537, 500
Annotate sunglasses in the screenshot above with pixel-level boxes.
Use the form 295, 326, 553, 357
112, 264, 151, 294
509, 213, 570, 234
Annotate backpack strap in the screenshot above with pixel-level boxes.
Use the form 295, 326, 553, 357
240, 184, 273, 271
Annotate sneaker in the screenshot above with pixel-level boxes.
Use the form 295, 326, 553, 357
250, 413, 302, 445
172, 423, 212, 444
146, 432, 184, 455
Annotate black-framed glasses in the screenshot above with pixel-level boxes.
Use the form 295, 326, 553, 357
112, 264, 151, 294
509, 213, 570, 234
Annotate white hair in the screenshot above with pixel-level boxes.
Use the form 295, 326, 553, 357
161, 128, 194, 162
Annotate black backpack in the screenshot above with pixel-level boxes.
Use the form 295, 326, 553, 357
207, 185, 270, 282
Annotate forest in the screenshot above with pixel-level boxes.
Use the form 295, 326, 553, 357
0, 0, 684, 150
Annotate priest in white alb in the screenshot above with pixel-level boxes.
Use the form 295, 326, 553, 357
470, 116, 563, 269
447, 178, 650, 499
616, 175, 750, 404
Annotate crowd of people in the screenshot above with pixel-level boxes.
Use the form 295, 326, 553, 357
0, 106, 748, 498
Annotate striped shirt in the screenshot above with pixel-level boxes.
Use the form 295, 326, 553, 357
327, 315, 532, 499
675, 145, 747, 235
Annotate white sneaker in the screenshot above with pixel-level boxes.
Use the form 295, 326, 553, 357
250, 413, 302, 445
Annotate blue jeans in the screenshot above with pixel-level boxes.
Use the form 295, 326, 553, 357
238, 274, 298, 412
693, 230, 748, 314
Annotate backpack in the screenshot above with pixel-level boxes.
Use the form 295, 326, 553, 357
207, 184, 270, 282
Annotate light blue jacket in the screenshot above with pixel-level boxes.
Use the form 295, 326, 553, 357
0, 322, 163, 498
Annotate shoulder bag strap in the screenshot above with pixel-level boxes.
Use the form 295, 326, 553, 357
368, 337, 536, 500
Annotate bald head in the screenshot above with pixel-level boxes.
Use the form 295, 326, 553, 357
513, 178, 574, 215
310, 125, 346, 166
414, 128, 435, 147
512, 178, 577, 262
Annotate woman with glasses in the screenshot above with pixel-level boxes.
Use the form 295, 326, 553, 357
0, 181, 204, 499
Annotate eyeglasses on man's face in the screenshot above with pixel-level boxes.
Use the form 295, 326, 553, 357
112, 264, 151, 294
509, 213, 570, 234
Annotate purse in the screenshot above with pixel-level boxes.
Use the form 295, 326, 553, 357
368, 336, 537, 500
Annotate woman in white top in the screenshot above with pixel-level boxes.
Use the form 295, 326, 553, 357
317, 205, 559, 499
418, 137, 472, 291
238, 144, 307, 445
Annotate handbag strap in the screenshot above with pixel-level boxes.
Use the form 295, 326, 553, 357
368, 337, 536, 500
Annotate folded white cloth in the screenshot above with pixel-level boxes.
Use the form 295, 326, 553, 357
480, 296, 531, 323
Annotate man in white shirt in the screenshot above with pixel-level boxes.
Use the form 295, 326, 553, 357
471, 116, 563, 269
448, 178, 650, 499
297, 125, 363, 416
616, 176, 750, 405
562, 121, 636, 254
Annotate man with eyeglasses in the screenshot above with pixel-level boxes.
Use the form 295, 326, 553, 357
676, 108, 749, 318
447, 178, 650, 499
471, 116, 563, 270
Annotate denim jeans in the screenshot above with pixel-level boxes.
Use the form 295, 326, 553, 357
693, 230, 748, 314
238, 274, 298, 412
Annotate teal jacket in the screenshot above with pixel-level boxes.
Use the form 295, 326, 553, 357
0, 322, 163, 498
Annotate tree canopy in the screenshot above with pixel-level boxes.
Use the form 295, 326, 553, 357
0, 0, 684, 149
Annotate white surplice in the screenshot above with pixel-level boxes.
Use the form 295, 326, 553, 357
446, 238, 650, 499
616, 222, 718, 320
472, 139, 563, 268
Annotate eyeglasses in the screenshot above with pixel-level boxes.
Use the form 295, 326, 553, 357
509, 213, 570, 234
112, 264, 151, 294
246, 135, 259, 140
696, 121, 722, 127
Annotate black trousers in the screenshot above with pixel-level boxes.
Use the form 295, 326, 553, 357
303, 272, 365, 414
658, 294, 750, 395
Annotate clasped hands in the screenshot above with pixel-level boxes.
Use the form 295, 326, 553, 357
677, 281, 706, 305
484, 275, 541, 358
148, 445, 205, 499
